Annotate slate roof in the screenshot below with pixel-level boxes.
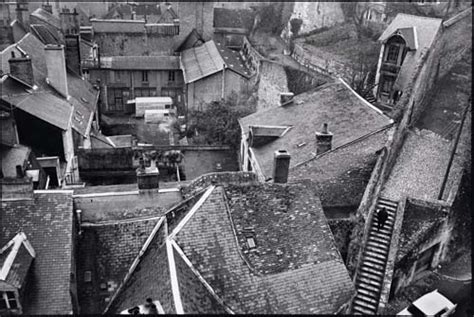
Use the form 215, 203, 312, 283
100, 55, 180, 70
213, 8, 255, 30
378, 14, 442, 91
91, 19, 146, 33
30, 8, 61, 30
2, 90, 72, 131
0, 191, 75, 314
181, 40, 251, 83
1, 33, 98, 136
239, 79, 393, 180
106, 181, 354, 314
290, 125, 394, 207
30, 24, 62, 45
1, 144, 31, 178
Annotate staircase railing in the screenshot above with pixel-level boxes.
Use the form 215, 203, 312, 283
377, 195, 407, 313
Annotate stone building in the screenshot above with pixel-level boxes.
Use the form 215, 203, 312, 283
180, 40, 253, 111
102, 173, 355, 314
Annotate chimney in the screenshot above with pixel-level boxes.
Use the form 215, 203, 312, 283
44, 44, 69, 98
8, 56, 34, 87
60, 7, 79, 35
137, 157, 160, 194
273, 150, 291, 183
315, 123, 333, 155
42, 3, 53, 14
15, 2, 29, 25
65, 34, 82, 76
280, 92, 294, 106
131, 10, 136, 20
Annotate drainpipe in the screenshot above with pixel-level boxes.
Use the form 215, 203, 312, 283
221, 63, 226, 100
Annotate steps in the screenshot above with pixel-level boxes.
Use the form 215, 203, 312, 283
351, 197, 398, 315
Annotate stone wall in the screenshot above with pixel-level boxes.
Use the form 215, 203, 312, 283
438, 8, 472, 80
285, 2, 346, 37
328, 219, 355, 262
181, 171, 257, 199
256, 61, 288, 111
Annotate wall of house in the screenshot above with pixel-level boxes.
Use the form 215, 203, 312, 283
256, 61, 288, 111
285, 1, 346, 37
328, 219, 355, 262
186, 70, 247, 111
94, 32, 176, 56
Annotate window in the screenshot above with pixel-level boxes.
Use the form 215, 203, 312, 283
142, 71, 149, 82
385, 45, 401, 64
246, 237, 256, 249
168, 71, 175, 82
0, 291, 18, 310
380, 76, 395, 94
134, 88, 157, 98
115, 71, 121, 82
107, 88, 129, 112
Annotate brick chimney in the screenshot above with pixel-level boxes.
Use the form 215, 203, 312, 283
60, 7, 79, 35
42, 3, 53, 14
137, 157, 160, 194
15, 2, 29, 26
65, 34, 82, 76
8, 56, 34, 87
280, 92, 294, 106
273, 150, 291, 183
315, 123, 333, 155
44, 44, 69, 98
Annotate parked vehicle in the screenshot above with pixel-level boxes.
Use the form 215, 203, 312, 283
397, 289, 457, 316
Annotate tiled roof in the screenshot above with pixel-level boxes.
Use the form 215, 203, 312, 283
1, 33, 98, 136
213, 8, 255, 29
2, 91, 72, 130
174, 184, 354, 313
1, 144, 31, 178
30, 8, 61, 30
30, 24, 62, 45
100, 55, 180, 70
290, 125, 394, 207
215, 41, 252, 78
378, 14, 442, 91
181, 40, 251, 83
0, 191, 74, 314
77, 218, 160, 314
91, 19, 146, 33
239, 79, 393, 179
107, 181, 354, 314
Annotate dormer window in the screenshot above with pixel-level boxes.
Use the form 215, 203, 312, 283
383, 35, 407, 66
0, 291, 18, 310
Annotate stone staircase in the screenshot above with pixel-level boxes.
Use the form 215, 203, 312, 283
352, 197, 398, 315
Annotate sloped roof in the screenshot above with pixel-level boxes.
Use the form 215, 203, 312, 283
213, 8, 255, 29
290, 125, 394, 207
2, 91, 72, 131
0, 232, 35, 289
378, 14, 442, 91
0, 191, 74, 314
175, 29, 204, 53
30, 8, 61, 30
30, 24, 62, 45
100, 55, 180, 70
181, 40, 251, 83
107, 181, 354, 314
239, 79, 393, 180
91, 19, 146, 33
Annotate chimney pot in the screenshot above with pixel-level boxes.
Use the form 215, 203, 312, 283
273, 150, 291, 183
315, 123, 333, 155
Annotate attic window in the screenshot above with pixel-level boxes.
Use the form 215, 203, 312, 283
0, 291, 18, 310
80, 97, 88, 103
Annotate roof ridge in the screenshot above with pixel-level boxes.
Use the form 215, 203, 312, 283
291, 123, 394, 170
396, 13, 443, 22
